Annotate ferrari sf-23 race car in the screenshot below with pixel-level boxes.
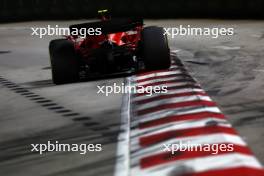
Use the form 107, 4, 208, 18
49, 10, 171, 84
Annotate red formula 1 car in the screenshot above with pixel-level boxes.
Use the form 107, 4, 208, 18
49, 10, 171, 84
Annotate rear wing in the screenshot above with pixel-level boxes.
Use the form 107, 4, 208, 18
69, 18, 143, 36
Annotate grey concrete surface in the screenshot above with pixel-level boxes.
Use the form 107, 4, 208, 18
0, 20, 264, 176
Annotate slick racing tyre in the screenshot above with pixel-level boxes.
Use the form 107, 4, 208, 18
49, 39, 80, 84
141, 26, 171, 70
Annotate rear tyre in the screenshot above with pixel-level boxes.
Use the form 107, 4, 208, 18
141, 26, 171, 70
49, 39, 80, 85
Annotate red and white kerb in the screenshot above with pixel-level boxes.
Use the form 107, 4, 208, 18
115, 59, 264, 176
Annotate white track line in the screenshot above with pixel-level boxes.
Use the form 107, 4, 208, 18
133, 88, 205, 102
137, 76, 190, 86
130, 118, 231, 138
135, 106, 221, 121
114, 78, 132, 176
135, 95, 212, 111
135, 70, 185, 80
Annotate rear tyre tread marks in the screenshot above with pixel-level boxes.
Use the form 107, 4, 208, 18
0, 77, 111, 132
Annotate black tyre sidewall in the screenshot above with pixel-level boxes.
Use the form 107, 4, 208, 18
49, 39, 79, 84
142, 26, 171, 70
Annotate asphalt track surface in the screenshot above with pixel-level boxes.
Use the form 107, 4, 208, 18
0, 20, 264, 176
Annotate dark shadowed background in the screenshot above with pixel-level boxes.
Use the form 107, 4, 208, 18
1, 0, 264, 22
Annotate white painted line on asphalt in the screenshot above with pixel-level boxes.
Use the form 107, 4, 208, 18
137, 76, 190, 86
171, 49, 181, 54
130, 108, 222, 128
135, 70, 184, 80
114, 78, 132, 176
135, 106, 221, 121
130, 118, 231, 138
135, 95, 212, 111
253, 69, 264, 72
133, 88, 205, 102
211, 46, 241, 50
